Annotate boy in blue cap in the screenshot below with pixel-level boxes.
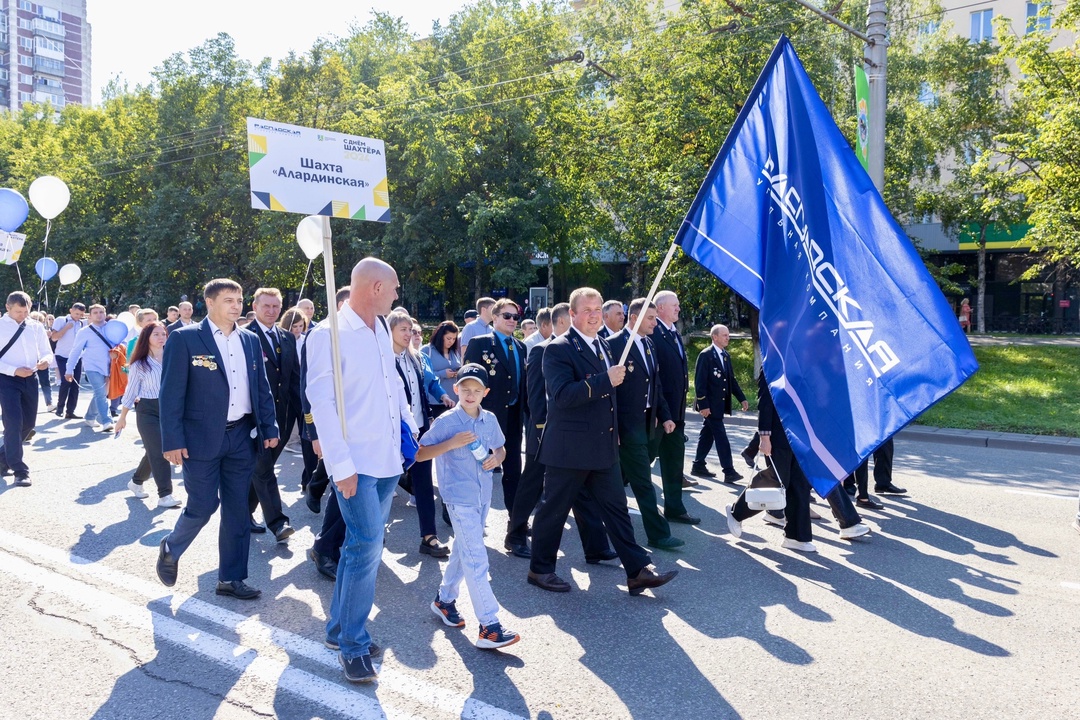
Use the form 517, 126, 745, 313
416, 362, 520, 649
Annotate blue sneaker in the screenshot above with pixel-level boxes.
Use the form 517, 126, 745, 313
325, 637, 380, 657
431, 594, 465, 627
476, 622, 520, 650
339, 652, 377, 683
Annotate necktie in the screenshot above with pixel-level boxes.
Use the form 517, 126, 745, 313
717, 348, 725, 372
592, 339, 604, 364
270, 327, 281, 356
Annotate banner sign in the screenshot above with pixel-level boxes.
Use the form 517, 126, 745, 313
854, 65, 870, 172
0, 231, 26, 265
674, 37, 978, 496
246, 117, 390, 222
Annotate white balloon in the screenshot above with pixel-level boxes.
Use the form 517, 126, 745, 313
116, 311, 136, 331
28, 175, 71, 220
58, 263, 81, 285
295, 215, 326, 260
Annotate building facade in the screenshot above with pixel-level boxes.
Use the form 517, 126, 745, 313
0, 0, 90, 112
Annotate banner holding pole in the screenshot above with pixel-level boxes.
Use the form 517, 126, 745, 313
673, 36, 977, 496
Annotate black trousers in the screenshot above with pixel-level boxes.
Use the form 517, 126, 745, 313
731, 434, 812, 542
694, 413, 737, 474
308, 457, 331, 501
506, 452, 612, 558
844, 438, 895, 496
0, 374, 37, 476
498, 403, 523, 512
132, 398, 173, 497
55, 355, 81, 416
529, 463, 649, 578
314, 484, 346, 562
248, 434, 289, 532
825, 483, 862, 529
300, 437, 318, 490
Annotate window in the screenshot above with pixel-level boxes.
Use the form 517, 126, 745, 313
35, 36, 63, 53
918, 20, 940, 36
918, 81, 938, 107
1027, 2, 1052, 33
17, 17, 32, 29
18, 54, 32, 66
40, 5, 60, 22
18, 73, 33, 85
36, 76, 61, 89
970, 9, 993, 42
18, 1, 34, 11
18, 91, 32, 102
17, 36, 34, 50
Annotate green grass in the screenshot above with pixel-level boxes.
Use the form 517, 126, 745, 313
685, 338, 1080, 437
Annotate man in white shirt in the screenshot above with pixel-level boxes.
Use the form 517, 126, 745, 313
306, 257, 418, 684
0, 291, 54, 485
166, 301, 195, 334
523, 307, 552, 352
51, 301, 86, 418
65, 304, 115, 432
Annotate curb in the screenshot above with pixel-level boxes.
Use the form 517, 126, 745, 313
709, 413, 1080, 457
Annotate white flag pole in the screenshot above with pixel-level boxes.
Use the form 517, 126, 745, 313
319, 215, 348, 440
617, 241, 680, 367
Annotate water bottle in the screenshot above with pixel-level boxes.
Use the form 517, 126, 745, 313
468, 438, 487, 462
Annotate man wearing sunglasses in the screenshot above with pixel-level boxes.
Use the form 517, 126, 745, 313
463, 297, 527, 515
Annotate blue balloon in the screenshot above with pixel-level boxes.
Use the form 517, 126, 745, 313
34, 256, 58, 281
0, 188, 29, 233
103, 320, 129, 346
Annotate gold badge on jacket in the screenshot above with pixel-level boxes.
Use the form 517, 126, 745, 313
192, 354, 218, 371
481, 350, 499, 375
627, 360, 635, 373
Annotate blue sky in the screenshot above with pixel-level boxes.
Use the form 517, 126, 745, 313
88, 0, 473, 103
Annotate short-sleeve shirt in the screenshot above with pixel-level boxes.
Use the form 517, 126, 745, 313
420, 404, 505, 507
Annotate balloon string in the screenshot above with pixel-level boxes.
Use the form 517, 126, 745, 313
41, 218, 51, 258
15, 262, 23, 292
298, 260, 312, 299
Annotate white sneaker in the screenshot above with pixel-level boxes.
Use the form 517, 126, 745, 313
781, 538, 818, 553
840, 522, 871, 540
762, 512, 787, 528
45, 403, 56, 412
157, 494, 182, 508
84, 418, 99, 428
725, 504, 742, 539
127, 480, 149, 499
100, 423, 115, 433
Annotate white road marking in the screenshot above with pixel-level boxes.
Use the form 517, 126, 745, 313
1062, 582, 1080, 591
0, 529, 523, 720
1003, 489, 1076, 501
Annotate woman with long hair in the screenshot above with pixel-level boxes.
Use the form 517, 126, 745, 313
114, 321, 181, 507
421, 321, 462, 409
280, 306, 309, 354
390, 312, 454, 558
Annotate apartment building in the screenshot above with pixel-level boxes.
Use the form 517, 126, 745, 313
0, 0, 91, 112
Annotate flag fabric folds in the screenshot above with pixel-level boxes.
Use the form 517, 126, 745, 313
674, 36, 978, 496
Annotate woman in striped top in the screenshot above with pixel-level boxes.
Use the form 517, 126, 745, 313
114, 321, 181, 508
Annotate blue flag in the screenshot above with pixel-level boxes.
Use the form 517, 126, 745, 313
674, 37, 978, 495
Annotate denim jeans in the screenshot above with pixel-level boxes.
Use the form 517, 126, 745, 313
441, 502, 501, 627
326, 473, 397, 660
83, 371, 110, 424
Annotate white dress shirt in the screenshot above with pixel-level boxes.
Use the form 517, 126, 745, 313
0, 316, 53, 377
305, 304, 418, 481
212, 324, 252, 421
51, 315, 85, 357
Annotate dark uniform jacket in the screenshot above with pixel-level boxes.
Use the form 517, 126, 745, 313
606, 328, 671, 436
524, 340, 549, 458
463, 332, 528, 429
693, 344, 746, 416
650, 320, 689, 424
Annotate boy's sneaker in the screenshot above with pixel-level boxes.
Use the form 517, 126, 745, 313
325, 638, 381, 657
338, 652, 377, 683
431, 594, 465, 627
127, 480, 149, 499
476, 622, 520, 650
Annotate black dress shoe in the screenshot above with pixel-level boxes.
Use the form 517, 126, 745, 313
690, 464, 716, 479
585, 549, 619, 564
527, 571, 571, 592
856, 497, 884, 510
157, 538, 178, 587
740, 449, 755, 467
308, 547, 338, 580
273, 523, 295, 543
13, 475, 31, 487
627, 566, 678, 596
216, 580, 262, 600
249, 517, 267, 533
664, 512, 702, 525
723, 471, 743, 484
305, 487, 321, 514
64, 413, 82, 419
875, 483, 907, 495
503, 540, 532, 559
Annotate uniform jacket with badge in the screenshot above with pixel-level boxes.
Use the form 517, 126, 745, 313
159, 319, 279, 460
606, 328, 671, 436
250, 322, 301, 430
462, 332, 528, 429
524, 339, 550, 458
694, 344, 746, 416
650, 320, 689, 424
537, 330, 619, 470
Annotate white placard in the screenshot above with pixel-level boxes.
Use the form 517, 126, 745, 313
0, 231, 26, 265
246, 117, 390, 222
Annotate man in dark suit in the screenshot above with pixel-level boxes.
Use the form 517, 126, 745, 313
649, 290, 700, 524
166, 300, 196, 335
608, 299, 683, 550
463, 297, 527, 513
597, 299, 624, 340
504, 302, 615, 561
156, 278, 279, 600
527, 287, 677, 596
692, 324, 748, 483
246, 288, 301, 542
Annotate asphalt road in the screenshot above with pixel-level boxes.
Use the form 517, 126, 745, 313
0, 399, 1077, 720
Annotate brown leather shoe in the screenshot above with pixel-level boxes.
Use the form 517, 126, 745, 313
682, 476, 699, 488
527, 571, 571, 592
627, 566, 678, 596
